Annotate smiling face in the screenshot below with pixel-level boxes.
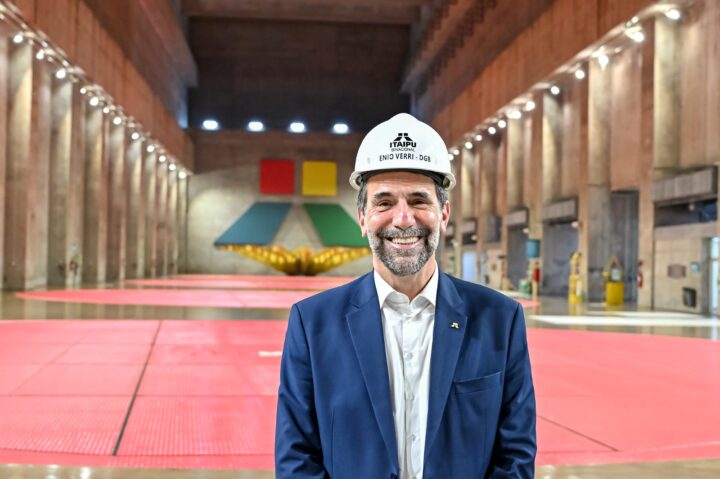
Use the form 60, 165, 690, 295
358, 171, 450, 277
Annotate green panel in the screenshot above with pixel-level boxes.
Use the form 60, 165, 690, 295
303, 203, 368, 247
214, 202, 292, 246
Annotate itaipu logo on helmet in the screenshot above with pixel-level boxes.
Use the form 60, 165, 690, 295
389, 132, 416, 152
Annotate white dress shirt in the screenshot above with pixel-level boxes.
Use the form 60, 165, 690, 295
374, 266, 438, 479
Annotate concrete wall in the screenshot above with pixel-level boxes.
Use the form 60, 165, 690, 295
189, 130, 372, 276
654, 237, 705, 313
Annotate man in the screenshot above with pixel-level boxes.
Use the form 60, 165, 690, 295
276, 113, 536, 478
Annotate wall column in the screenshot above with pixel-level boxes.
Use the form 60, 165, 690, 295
125, 137, 145, 278
177, 173, 188, 273
143, 148, 158, 277
82, 104, 109, 284
155, 161, 168, 276
476, 136, 498, 284
506, 117, 524, 212
106, 122, 127, 282
48, 79, 86, 287
168, 169, 179, 275
4, 41, 51, 290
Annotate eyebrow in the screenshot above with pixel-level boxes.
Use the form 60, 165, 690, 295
371, 191, 432, 202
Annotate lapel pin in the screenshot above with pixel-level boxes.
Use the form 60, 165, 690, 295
450, 322, 460, 329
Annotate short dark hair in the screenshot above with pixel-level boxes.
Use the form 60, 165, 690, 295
357, 179, 448, 214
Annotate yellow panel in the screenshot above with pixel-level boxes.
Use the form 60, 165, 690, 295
302, 161, 337, 196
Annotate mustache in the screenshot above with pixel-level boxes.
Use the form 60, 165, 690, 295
378, 227, 430, 239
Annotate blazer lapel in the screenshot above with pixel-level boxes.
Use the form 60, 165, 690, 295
346, 273, 399, 471
424, 272, 468, 461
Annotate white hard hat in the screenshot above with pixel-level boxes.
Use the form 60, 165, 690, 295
350, 113, 456, 190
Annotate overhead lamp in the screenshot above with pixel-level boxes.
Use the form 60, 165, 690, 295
80, 86, 87, 95
464, 141, 473, 149
550, 85, 561, 95
525, 100, 536, 111
498, 119, 507, 129
598, 54, 610, 70
169, 163, 177, 171
447, 153, 454, 161
488, 126, 497, 135
201, 119, 220, 131
158, 154, 167, 163
12, 33, 23, 44
450, 147, 460, 156
247, 120, 264, 132
112, 116, 122, 126
179, 171, 187, 180
89, 96, 100, 107
624, 26, 645, 43
665, 8, 681, 21
131, 132, 140, 141
507, 110, 522, 120
474, 133, 483, 141
147, 144, 156, 153
574, 68, 586, 80
332, 122, 349, 134
102, 106, 110, 114
55, 68, 67, 80
35, 49, 44, 60
289, 121, 306, 133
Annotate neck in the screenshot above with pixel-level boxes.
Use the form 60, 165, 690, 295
374, 258, 437, 301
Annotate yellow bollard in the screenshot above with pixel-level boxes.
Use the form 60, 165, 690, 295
568, 252, 583, 304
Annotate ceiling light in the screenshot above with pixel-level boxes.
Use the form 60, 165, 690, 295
102, 106, 110, 114
665, 8, 681, 21
488, 126, 497, 135
332, 122, 350, 134
598, 54, 610, 69
131, 132, 140, 140
474, 133, 483, 141
169, 163, 177, 171
80, 86, 87, 94
158, 155, 166, 163
464, 141, 473, 149
498, 119, 507, 129
447, 153, 454, 161
112, 116, 122, 126
574, 68, 586, 80
89, 96, 100, 107
450, 147, 460, 156
289, 121, 306, 133
507, 110, 522, 120
147, 145, 155, 153
35, 49, 44, 60
179, 171, 187, 180
55, 68, 67, 80
550, 85, 561, 95
202, 119, 220, 131
625, 26, 645, 43
12, 33, 23, 44
525, 100, 536, 111
247, 120, 264, 132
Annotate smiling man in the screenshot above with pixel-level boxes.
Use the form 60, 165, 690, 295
275, 113, 536, 479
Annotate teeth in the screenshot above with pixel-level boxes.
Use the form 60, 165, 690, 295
390, 237, 419, 244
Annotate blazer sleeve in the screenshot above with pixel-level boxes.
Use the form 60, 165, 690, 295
486, 302, 537, 479
275, 304, 329, 479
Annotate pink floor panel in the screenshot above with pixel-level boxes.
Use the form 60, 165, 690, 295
0, 320, 717, 469
125, 276, 355, 290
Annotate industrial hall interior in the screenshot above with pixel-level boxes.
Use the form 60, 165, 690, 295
0, 0, 717, 478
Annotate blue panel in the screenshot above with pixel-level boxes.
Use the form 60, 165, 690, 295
462, 251, 477, 283
214, 202, 292, 246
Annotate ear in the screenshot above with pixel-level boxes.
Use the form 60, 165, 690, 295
439, 201, 451, 235
357, 208, 368, 237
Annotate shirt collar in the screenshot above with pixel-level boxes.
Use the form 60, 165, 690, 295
373, 264, 439, 308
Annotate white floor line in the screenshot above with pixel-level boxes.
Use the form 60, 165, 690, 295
529, 315, 720, 327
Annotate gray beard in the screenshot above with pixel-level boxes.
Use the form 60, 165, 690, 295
367, 224, 440, 276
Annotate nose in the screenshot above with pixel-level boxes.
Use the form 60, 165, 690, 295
391, 200, 416, 229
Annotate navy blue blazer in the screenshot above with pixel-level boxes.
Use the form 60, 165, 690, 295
275, 271, 536, 478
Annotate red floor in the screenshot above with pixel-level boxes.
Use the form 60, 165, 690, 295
0, 320, 717, 469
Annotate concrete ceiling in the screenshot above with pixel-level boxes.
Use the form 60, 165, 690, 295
182, 0, 429, 25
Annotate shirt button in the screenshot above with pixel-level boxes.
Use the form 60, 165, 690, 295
404, 352, 413, 360
409, 434, 416, 442
407, 393, 415, 401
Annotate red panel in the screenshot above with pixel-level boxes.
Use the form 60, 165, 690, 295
260, 158, 295, 195
117, 396, 277, 455
14, 364, 144, 396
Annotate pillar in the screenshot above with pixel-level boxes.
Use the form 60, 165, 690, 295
177, 172, 188, 273
4, 41, 51, 290
82, 103, 109, 284
155, 161, 168, 276
143, 148, 157, 277
168, 169, 179, 275
506, 118, 524, 211
125, 137, 145, 278
106, 121, 127, 282
48, 79, 85, 287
